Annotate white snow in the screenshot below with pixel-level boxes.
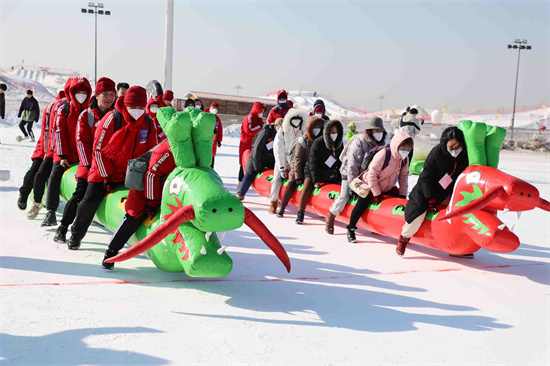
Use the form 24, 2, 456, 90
1, 108, 549, 365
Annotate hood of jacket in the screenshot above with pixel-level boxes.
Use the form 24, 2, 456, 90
146, 97, 159, 116
322, 119, 344, 150
250, 101, 266, 116
282, 108, 308, 134
64, 78, 73, 102
389, 130, 412, 159
305, 117, 325, 142
312, 99, 326, 115
56, 90, 65, 100
69, 77, 92, 111
276, 90, 288, 101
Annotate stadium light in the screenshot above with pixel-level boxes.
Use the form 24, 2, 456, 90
82, 2, 111, 86
506, 39, 532, 142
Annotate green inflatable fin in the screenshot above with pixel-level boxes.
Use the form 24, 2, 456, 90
458, 120, 487, 166
485, 125, 506, 168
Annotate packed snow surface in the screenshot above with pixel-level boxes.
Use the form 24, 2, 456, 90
0, 110, 549, 364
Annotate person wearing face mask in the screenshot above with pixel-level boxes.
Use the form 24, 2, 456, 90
267, 90, 291, 124
309, 99, 329, 121
67, 85, 158, 250
237, 101, 266, 191
325, 116, 387, 234
346, 131, 413, 243
269, 109, 309, 213
277, 117, 325, 217
205, 102, 223, 168
184, 98, 196, 109
397, 127, 469, 256
346, 122, 359, 142
52, 77, 117, 242
39, 77, 93, 227
162, 90, 174, 107
194, 99, 205, 111
146, 98, 166, 143
295, 120, 344, 224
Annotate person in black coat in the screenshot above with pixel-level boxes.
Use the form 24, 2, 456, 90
17, 90, 40, 141
309, 99, 329, 121
397, 126, 469, 256
0, 83, 7, 120
237, 120, 281, 200
295, 119, 344, 224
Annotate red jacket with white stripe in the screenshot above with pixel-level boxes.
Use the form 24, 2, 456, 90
45, 98, 66, 159
75, 106, 112, 180
88, 110, 158, 183
239, 101, 265, 162
145, 140, 175, 204
31, 101, 55, 160
54, 78, 92, 163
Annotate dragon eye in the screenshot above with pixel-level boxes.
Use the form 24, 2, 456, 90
212, 209, 217, 213
228, 208, 233, 212
169, 177, 183, 196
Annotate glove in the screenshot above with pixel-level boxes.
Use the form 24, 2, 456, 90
280, 169, 287, 179
217, 142, 222, 148
295, 179, 303, 186
104, 181, 114, 193
428, 198, 437, 212
399, 195, 407, 199
371, 195, 381, 204
348, 189, 358, 199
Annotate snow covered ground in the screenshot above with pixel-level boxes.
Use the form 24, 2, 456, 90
1, 113, 549, 365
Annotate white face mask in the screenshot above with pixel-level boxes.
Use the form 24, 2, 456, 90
448, 148, 462, 158
290, 119, 301, 128
149, 106, 159, 114
279, 99, 286, 104
330, 133, 338, 142
373, 132, 384, 142
195, 105, 201, 109
398, 150, 410, 160
128, 108, 145, 120
74, 93, 87, 104
315, 113, 323, 118
258, 112, 264, 118
312, 128, 321, 136
211, 108, 218, 115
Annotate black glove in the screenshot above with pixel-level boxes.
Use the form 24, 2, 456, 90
371, 195, 381, 204
399, 195, 407, 199
104, 181, 114, 193
86, 165, 91, 170
295, 179, 303, 186
217, 142, 222, 148
428, 198, 437, 212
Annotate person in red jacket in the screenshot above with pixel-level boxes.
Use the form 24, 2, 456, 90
67, 85, 158, 250
40, 77, 93, 227
267, 90, 291, 124
53, 77, 116, 243
27, 79, 72, 220
162, 90, 174, 106
237, 101, 266, 190
205, 102, 223, 168
146, 97, 166, 143
101, 139, 175, 269
17, 90, 64, 210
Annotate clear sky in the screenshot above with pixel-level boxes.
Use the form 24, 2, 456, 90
1, 0, 548, 111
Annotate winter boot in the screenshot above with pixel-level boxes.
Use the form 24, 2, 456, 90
325, 212, 336, 235
17, 194, 27, 210
101, 249, 119, 270
276, 207, 285, 218
295, 211, 304, 224
41, 210, 57, 227
53, 225, 68, 243
26, 202, 43, 220
268, 200, 278, 214
396, 235, 410, 256
236, 192, 245, 201
347, 228, 357, 243
449, 253, 475, 259
67, 235, 82, 250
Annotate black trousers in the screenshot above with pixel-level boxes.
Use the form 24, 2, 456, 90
60, 178, 88, 227
211, 157, 215, 169
238, 165, 244, 182
280, 180, 298, 212
45, 162, 69, 211
107, 213, 147, 253
347, 187, 400, 230
239, 170, 257, 195
71, 181, 116, 240
19, 158, 43, 199
19, 120, 34, 139
32, 157, 54, 204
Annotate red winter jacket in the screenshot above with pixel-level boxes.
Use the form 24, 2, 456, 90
46, 98, 66, 158
88, 110, 158, 183
267, 90, 290, 124
146, 98, 166, 143
205, 104, 223, 157
31, 100, 56, 160
239, 101, 266, 163
75, 106, 112, 180
54, 77, 92, 163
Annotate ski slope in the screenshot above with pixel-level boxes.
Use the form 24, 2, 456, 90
0, 108, 549, 365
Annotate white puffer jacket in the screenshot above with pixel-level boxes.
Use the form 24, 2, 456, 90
273, 108, 309, 171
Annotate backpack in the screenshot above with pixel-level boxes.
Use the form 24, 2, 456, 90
361, 146, 408, 172
399, 117, 420, 131
286, 136, 307, 165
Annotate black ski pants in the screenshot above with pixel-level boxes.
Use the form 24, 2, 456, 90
107, 213, 147, 253
60, 178, 88, 228
32, 157, 54, 204
19, 157, 42, 199
19, 120, 34, 139
45, 162, 69, 212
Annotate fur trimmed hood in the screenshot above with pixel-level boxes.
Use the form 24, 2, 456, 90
305, 117, 325, 142
322, 119, 344, 150
282, 108, 308, 134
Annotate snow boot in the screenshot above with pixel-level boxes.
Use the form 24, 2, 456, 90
236, 192, 245, 201
396, 235, 410, 256
347, 228, 357, 243
41, 210, 57, 227
295, 211, 304, 224
276, 207, 285, 218
325, 212, 336, 235
53, 225, 68, 243
17, 194, 27, 210
67, 235, 82, 250
101, 249, 119, 270
449, 253, 475, 259
26, 202, 43, 220
268, 200, 278, 214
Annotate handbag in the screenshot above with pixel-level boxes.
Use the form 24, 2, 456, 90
349, 170, 371, 198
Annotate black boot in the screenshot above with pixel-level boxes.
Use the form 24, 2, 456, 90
41, 210, 57, 227
101, 249, 119, 270
17, 194, 27, 210
449, 253, 474, 259
67, 235, 81, 250
53, 225, 68, 243
295, 211, 304, 224
347, 228, 357, 243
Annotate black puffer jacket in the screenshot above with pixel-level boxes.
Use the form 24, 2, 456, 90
309, 99, 329, 121
305, 119, 344, 184
18, 96, 40, 122
0, 92, 5, 119
405, 127, 469, 223
246, 123, 277, 173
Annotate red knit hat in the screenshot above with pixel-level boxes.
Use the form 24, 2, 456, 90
210, 102, 219, 109
95, 77, 116, 96
124, 86, 147, 107
163, 90, 174, 101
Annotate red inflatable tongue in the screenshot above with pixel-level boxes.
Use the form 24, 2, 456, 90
538, 197, 550, 212
439, 187, 505, 221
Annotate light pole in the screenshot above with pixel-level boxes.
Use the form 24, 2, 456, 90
378, 95, 385, 111
234, 85, 243, 96
164, 0, 174, 90
81, 3, 111, 86
507, 39, 532, 142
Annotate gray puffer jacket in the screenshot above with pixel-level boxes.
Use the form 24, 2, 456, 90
339, 132, 385, 182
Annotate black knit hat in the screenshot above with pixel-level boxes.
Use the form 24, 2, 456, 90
0, 83, 7, 91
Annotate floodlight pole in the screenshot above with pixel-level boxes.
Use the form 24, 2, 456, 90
508, 39, 532, 142
164, 0, 174, 90
95, 9, 98, 86
82, 3, 110, 86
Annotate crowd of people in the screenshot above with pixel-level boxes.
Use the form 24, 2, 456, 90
16, 81, 471, 270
